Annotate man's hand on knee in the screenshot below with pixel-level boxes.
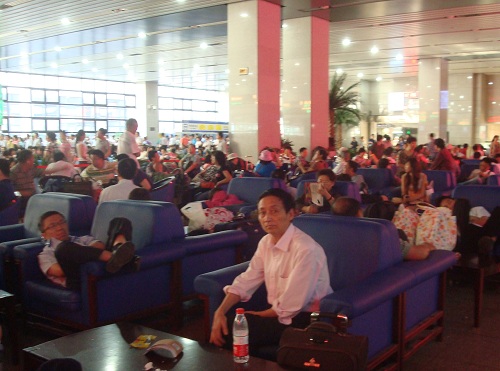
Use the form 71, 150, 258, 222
210, 310, 228, 347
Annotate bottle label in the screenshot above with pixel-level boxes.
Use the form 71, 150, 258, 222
233, 336, 249, 357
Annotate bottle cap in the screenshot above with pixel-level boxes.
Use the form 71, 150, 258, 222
236, 308, 245, 314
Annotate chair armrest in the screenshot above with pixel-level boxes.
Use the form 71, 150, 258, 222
13, 242, 46, 282
320, 267, 414, 318
194, 262, 250, 297
0, 224, 26, 244
0, 237, 42, 260
398, 250, 456, 285
184, 230, 248, 255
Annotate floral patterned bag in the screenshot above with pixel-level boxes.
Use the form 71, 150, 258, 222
415, 206, 457, 250
392, 204, 420, 245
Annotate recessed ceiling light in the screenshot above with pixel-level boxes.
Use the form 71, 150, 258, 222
342, 38, 351, 46
295, 62, 300, 66
138, 32, 147, 39
200, 42, 208, 49
123, 63, 130, 69
240, 13, 248, 18
336, 68, 343, 74
376, 76, 382, 81
493, 101, 497, 104
357, 73, 364, 78
117, 53, 123, 59
467, 76, 472, 79
371, 46, 379, 54
460, 95, 464, 99
435, 67, 440, 70
282, 23, 288, 28
51, 63, 58, 68
61, 18, 70, 25
427, 85, 432, 88
396, 54, 403, 60
82, 59, 89, 64
54, 46, 62, 52
488, 82, 493, 85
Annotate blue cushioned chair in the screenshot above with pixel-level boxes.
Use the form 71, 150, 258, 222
423, 170, 456, 205
195, 214, 456, 369
356, 168, 397, 197
14, 200, 247, 329
150, 177, 175, 202
459, 159, 481, 182
296, 180, 361, 202
486, 174, 500, 185
223, 177, 282, 215
0, 193, 96, 293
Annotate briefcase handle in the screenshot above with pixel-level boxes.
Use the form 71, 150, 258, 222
310, 312, 350, 333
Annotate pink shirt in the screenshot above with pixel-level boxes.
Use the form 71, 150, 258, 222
225, 224, 333, 325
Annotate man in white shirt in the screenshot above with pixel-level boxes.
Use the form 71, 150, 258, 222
117, 118, 140, 166
99, 158, 139, 204
210, 188, 332, 350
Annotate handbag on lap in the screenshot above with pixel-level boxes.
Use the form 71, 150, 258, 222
61, 174, 93, 196
277, 313, 368, 371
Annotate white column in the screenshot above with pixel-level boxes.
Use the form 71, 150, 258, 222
227, 0, 281, 160
135, 81, 159, 142
282, 16, 330, 152
417, 58, 448, 144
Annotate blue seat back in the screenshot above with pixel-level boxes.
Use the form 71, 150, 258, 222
423, 170, 456, 191
289, 172, 317, 188
296, 180, 361, 202
0, 201, 20, 227
452, 185, 500, 213
150, 179, 175, 202
487, 174, 500, 186
460, 159, 481, 180
227, 177, 278, 204
24, 194, 96, 238
293, 215, 402, 291
356, 168, 393, 192
92, 200, 185, 250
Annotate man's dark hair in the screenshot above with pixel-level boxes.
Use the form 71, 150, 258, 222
317, 168, 336, 182
53, 151, 65, 162
17, 149, 33, 163
38, 211, 64, 232
299, 147, 307, 154
429, 133, 435, 139
213, 150, 226, 166
259, 188, 295, 213
46, 131, 56, 141
348, 160, 359, 173
377, 158, 389, 169
117, 158, 137, 180
377, 134, 383, 142
148, 150, 158, 161
383, 147, 394, 156
0, 159, 10, 177
332, 197, 361, 217
129, 188, 151, 200
364, 201, 397, 221
481, 158, 493, 168
116, 153, 129, 162
434, 138, 445, 149
126, 118, 138, 129
283, 144, 292, 151
358, 148, 366, 154
406, 136, 417, 144
89, 149, 105, 160
98, 128, 107, 135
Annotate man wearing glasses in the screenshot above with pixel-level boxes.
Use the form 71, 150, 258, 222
295, 169, 338, 214
38, 211, 138, 289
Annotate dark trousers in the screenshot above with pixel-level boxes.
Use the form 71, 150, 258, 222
463, 207, 500, 254
55, 217, 133, 289
223, 311, 311, 351
55, 241, 103, 290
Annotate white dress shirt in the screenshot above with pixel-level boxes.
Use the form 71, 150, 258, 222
117, 131, 140, 166
45, 160, 77, 178
225, 224, 333, 325
98, 179, 138, 204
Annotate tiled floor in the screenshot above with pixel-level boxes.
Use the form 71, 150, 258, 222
2, 274, 500, 371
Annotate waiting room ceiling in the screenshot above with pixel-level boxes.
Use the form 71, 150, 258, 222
1, 0, 500, 89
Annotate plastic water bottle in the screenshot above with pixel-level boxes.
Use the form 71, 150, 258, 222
233, 308, 249, 363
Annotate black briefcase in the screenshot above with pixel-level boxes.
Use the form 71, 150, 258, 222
277, 313, 368, 371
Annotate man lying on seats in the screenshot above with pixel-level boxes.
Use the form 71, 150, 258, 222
38, 211, 138, 290
210, 188, 333, 351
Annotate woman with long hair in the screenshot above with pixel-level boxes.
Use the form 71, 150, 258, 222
212, 150, 232, 188
490, 135, 500, 157
401, 158, 428, 203
75, 130, 89, 163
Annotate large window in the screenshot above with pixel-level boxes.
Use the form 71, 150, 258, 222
157, 85, 227, 134
0, 72, 136, 134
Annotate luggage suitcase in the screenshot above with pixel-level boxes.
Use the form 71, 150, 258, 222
277, 313, 368, 371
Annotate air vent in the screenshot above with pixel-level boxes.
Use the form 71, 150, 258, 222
0, 4, 14, 9
129, 53, 142, 56
111, 8, 127, 13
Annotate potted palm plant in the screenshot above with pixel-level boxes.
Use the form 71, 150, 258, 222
329, 72, 361, 150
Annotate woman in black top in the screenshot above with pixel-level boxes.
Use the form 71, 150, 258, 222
212, 150, 232, 188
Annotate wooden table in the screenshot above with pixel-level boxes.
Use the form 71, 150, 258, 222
22, 322, 284, 370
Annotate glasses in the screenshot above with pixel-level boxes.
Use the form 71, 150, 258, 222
42, 219, 67, 232
317, 180, 332, 184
